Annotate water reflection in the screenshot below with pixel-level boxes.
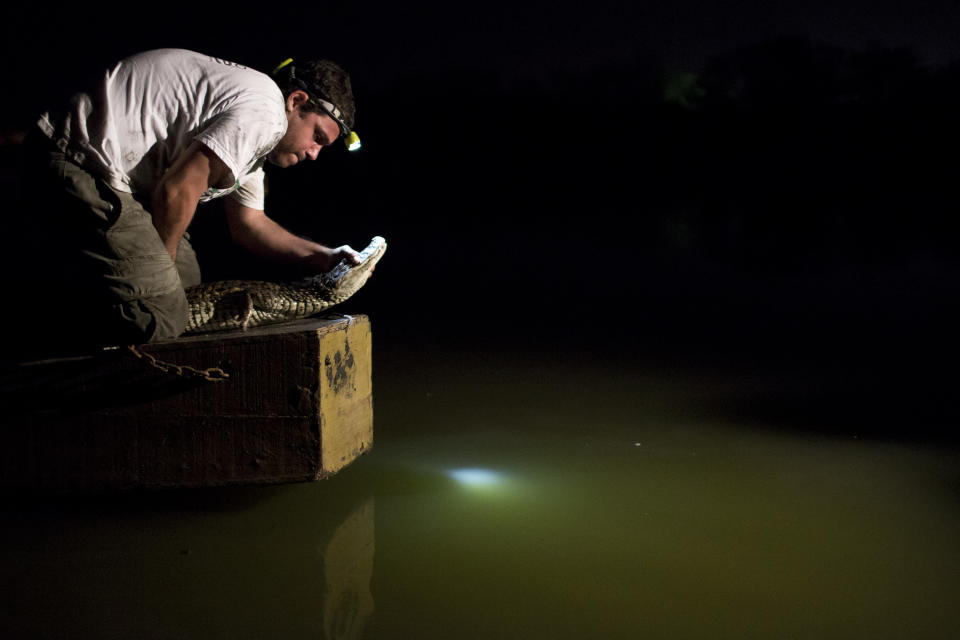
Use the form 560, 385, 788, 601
323, 498, 374, 640
0, 485, 375, 638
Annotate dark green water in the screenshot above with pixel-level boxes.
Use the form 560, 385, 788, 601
2, 345, 958, 639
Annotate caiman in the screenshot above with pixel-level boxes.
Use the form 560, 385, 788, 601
183, 236, 386, 334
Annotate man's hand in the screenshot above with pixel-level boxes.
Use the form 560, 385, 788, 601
303, 245, 362, 273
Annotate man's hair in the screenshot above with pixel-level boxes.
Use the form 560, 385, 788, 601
273, 59, 355, 130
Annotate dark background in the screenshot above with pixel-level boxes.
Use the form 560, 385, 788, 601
2, 1, 959, 436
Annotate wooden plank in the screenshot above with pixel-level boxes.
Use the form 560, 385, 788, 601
0, 315, 373, 492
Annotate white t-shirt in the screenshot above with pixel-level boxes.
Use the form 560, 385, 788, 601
37, 48, 287, 210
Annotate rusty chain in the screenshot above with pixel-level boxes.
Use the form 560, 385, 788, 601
124, 345, 230, 382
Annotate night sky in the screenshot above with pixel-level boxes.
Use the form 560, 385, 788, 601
3, 1, 959, 106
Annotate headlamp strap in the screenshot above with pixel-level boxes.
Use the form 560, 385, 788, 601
272, 58, 294, 76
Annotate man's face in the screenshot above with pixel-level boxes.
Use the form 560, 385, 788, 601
267, 91, 341, 167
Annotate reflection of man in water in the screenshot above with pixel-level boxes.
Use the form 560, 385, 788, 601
15, 49, 362, 351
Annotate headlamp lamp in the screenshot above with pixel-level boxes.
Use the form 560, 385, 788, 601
273, 58, 361, 151
344, 131, 362, 151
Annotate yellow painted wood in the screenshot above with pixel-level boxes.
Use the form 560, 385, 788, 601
317, 315, 374, 477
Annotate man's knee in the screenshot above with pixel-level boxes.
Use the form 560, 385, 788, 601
175, 234, 202, 289
116, 288, 189, 344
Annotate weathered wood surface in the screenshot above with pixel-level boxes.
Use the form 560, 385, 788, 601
0, 315, 373, 492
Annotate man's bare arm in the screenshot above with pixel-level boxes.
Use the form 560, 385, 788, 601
224, 198, 360, 273
151, 141, 229, 260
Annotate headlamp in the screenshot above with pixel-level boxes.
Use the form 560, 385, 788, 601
273, 57, 361, 152
344, 131, 362, 151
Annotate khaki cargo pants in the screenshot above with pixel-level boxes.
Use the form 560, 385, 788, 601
14, 136, 201, 350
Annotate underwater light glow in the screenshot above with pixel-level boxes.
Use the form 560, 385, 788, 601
448, 468, 502, 487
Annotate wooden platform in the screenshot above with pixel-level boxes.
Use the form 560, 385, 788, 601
0, 315, 374, 492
